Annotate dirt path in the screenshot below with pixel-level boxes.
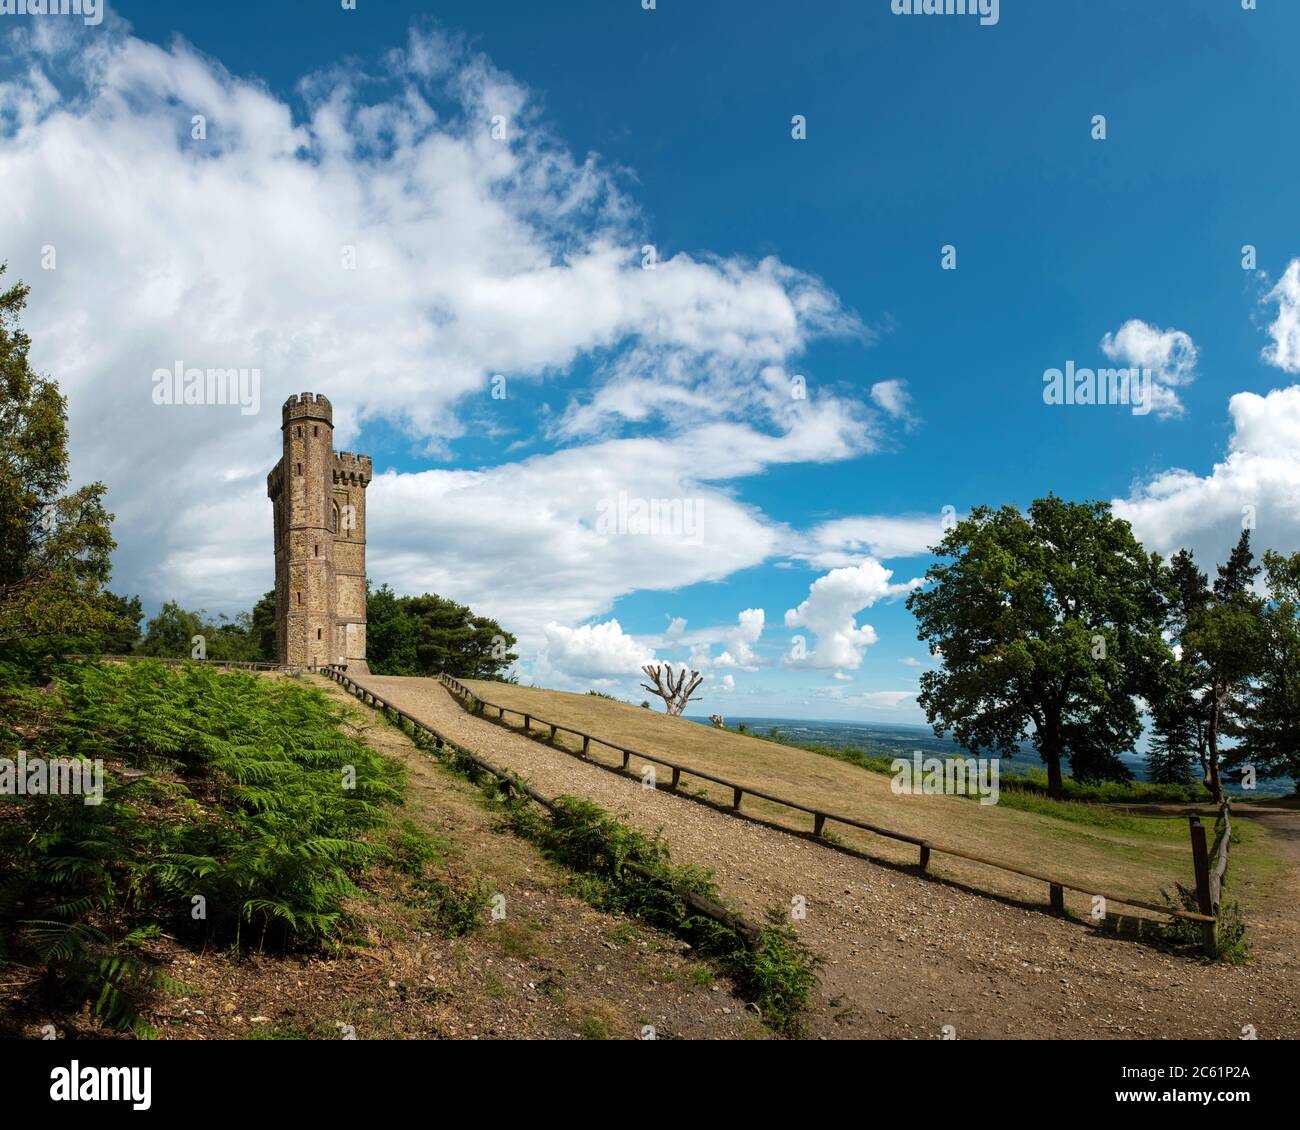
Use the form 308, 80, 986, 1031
346, 674, 1300, 1039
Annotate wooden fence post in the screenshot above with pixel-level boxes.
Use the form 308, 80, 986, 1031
1049, 883, 1065, 914
1188, 815, 1218, 957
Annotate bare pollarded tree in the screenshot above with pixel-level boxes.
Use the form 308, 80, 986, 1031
640, 663, 704, 717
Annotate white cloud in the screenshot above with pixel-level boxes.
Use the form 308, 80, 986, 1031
538, 619, 655, 680
1099, 319, 1198, 418
869, 379, 917, 429
0, 22, 885, 637
819, 687, 915, 710
1114, 384, 1300, 567
1262, 259, 1300, 374
801, 513, 948, 568
368, 443, 784, 650
688, 607, 765, 671
783, 559, 922, 670
898, 657, 922, 668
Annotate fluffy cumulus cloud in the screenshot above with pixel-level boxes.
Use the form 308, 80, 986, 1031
537, 619, 654, 681
0, 18, 883, 642
1114, 384, 1300, 568
1100, 319, 1198, 418
680, 608, 765, 671
1261, 259, 1300, 374
783, 559, 922, 670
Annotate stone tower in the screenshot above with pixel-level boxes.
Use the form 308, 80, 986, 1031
267, 393, 372, 670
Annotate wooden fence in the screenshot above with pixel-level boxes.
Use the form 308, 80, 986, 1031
318, 665, 765, 949
430, 671, 1221, 939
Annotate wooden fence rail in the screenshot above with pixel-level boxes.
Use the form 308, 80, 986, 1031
318, 666, 765, 949
429, 670, 1218, 932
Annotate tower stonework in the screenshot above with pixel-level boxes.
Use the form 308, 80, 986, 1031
267, 393, 372, 670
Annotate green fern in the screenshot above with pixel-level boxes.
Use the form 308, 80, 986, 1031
0, 657, 407, 1036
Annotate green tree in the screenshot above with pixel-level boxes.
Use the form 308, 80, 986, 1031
1146, 549, 1209, 787
365, 585, 517, 679
138, 602, 264, 661
906, 496, 1167, 799
366, 582, 421, 675
93, 591, 144, 655
1168, 532, 1265, 805
1145, 682, 1199, 786
249, 590, 277, 661
205, 611, 262, 661
0, 266, 117, 646
1226, 549, 1300, 790
138, 601, 206, 658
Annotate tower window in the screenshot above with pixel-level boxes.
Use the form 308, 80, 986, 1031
314, 544, 318, 557
296, 591, 301, 605
296, 463, 302, 475
313, 426, 319, 437
330, 503, 339, 534
296, 426, 301, 437
317, 628, 322, 640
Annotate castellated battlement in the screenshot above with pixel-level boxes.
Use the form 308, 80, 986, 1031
333, 451, 373, 485
282, 392, 334, 425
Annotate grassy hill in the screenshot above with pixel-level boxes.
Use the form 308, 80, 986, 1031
0, 659, 786, 1039
462, 680, 1288, 921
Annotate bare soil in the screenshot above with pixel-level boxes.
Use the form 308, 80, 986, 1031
353, 673, 1300, 1040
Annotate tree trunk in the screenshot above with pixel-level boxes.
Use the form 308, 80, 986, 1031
1204, 689, 1226, 806
1046, 754, 1064, 800
1040, 732, 1064, 800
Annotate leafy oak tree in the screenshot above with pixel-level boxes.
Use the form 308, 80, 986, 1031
0, 266, 117, 647
906, 496, 1167, 799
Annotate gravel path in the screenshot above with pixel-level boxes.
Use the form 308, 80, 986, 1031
345, 674, 1300, 1040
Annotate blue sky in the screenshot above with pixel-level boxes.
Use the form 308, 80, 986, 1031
2, 1, 1299, 720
